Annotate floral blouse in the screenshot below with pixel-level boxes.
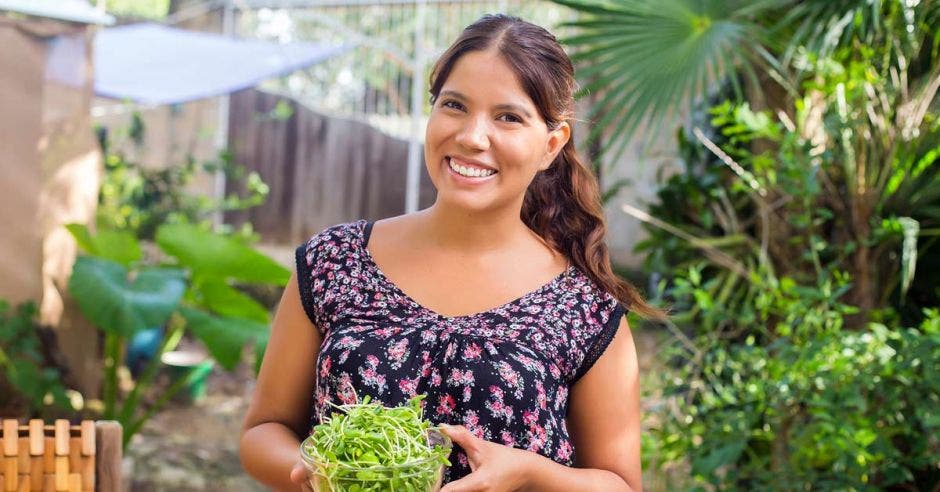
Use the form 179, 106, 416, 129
295, 220, 626, 483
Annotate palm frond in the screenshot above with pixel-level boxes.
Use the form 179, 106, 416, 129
552, 0, 786, 162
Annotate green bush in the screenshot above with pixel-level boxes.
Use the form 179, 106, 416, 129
0, 301, 72, 417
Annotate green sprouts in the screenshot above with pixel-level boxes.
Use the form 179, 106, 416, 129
301, 395, 452, 492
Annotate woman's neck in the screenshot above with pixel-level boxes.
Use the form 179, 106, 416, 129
418, 202, 530, 256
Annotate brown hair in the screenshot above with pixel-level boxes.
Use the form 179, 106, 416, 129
429, 14, 665, 320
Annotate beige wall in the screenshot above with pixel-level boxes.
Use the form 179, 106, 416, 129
0, 15, 104, 395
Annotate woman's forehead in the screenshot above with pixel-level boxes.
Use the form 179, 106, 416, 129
441, 50, 537, 110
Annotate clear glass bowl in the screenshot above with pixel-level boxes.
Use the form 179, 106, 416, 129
300, 427, 452, 492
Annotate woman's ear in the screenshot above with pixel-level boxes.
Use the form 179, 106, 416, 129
540, 121, 571, 171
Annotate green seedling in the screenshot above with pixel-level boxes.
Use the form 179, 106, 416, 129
302, 395, 452, 492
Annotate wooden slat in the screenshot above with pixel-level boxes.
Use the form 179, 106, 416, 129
41, 476, 53, 492
54, 456, 67, 491
3, 457, 17, 491
66, 440, 79, 476
16, 440, 27, 472
41, 439, 53, 474
27, 422, 42, 457
3, 456, 16, 491
80, 457, 93, 492
2, 421, 17, 456
52, 423, 68, 458
29, 458, 42, 492
77, 424, 92, 458
94, 422, 121, 492
65, 475, 79, 492
16, 477, 28, 492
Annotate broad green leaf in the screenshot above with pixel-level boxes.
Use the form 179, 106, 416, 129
65, 224, 97, 255
156, 223, 289, 285
68, 257, 185, 337
179, 307, 268, 370
195, 278, 271, 323
65, 224, 142, 268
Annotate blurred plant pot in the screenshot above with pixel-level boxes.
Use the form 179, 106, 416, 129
161, 350, 214, 403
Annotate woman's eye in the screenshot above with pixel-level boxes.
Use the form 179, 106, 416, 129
442, 100, 465, 111
498, 113, 523, 124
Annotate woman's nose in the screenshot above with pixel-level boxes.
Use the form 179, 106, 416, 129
455, 116, 490, 151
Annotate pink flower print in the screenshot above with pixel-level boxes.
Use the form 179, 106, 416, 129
457, 452, 469, 467
430, 368, 442, 387
500, 430, 516, 447
319, 355, 332, 378
554, 385, 568, 410
387, 338, 409, 369
336, 373, 356, 405
359, 358, 387, 394
522, 409, 539, 427
420, 330, 437, 345
489, 385, 504, 401
447, 368, 474, 387
436, 394, 456, 416
339, 349, 351, 364
462, 385, 472, 402
535, 381, 547, 410
398, 377, 418, 398
462, 410, 484, 439
556, 440, 573, 462
497, 361, 524, 398
420, 351, 433, 377
444, 342, 457, 362
549, 363, 561, 379
463, 342, 482, 360
526, 425, 547, 452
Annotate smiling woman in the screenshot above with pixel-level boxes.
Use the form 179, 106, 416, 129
240, 14, 664, 492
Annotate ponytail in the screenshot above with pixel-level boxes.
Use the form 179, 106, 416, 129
522, 138, 666, 320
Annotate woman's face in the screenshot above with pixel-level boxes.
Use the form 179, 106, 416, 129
425, 49, 570, 214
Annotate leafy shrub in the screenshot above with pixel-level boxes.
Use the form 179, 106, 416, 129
0, 301, 72, 417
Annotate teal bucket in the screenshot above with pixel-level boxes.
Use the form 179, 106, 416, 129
161, 351, 214, 403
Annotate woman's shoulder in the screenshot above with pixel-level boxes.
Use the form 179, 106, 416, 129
299, 219, 368, 250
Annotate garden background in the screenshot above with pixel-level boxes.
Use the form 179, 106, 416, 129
0, 0, 937, 490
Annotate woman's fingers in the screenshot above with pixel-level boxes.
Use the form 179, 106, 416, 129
440, 424, 479, 454
289, 462, 307, 484
440, 474, 492, 492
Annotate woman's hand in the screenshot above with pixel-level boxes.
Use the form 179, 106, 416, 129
289, 461, 313, 491
439, 424, 533, 492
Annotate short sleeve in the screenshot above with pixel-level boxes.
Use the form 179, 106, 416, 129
295, 240, 324, 333
568, 295, 628, 383
294, 222, 360, 335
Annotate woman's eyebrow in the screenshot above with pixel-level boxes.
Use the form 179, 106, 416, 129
439, 89, 533, 119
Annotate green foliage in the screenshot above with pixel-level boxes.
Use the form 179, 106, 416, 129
66, 222, 288, 446
96, 148, 269, 241
302, 395, 451, 491
651, 301, 940, 490
561, 1, 940, 489
0, 301, 72, 417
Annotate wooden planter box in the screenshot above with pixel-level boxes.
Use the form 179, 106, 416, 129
0, 420, 121, 492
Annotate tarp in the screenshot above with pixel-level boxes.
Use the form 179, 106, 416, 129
94, 23, 349, 105
0, 0, 114, 25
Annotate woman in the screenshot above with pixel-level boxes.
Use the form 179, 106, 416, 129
240, 14, 661, 491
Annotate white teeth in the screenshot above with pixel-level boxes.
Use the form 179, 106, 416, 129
448, 158, 495, 178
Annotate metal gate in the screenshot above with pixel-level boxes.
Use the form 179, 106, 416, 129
232, 0, 572, 212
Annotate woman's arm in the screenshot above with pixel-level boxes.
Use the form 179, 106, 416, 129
440, 316, 642, 492
240, 273, 322, 491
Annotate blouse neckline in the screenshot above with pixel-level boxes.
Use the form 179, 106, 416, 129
355, 220, 575, 321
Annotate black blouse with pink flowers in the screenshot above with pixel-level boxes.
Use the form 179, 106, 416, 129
295, 220, 626, 483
